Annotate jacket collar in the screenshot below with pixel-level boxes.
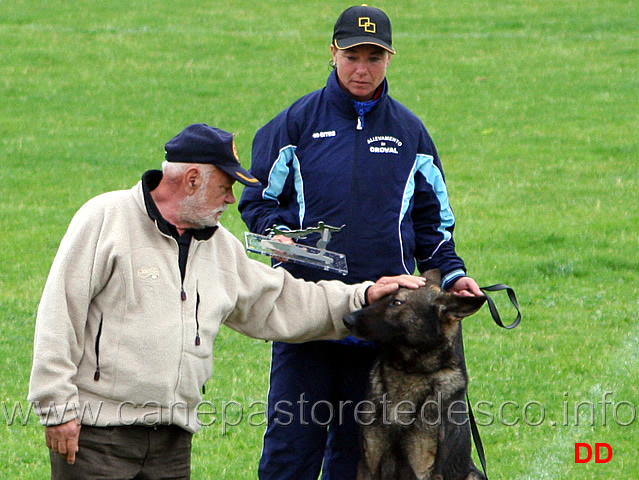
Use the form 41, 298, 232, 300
326, 69, 389, 118
141, 170, 218, 241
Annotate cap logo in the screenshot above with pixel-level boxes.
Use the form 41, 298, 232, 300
231, 135, 240, 161
358, 17, 376, 33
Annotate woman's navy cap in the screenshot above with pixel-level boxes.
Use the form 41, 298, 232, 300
333, 5, 395, 54
165, 124, 261, 187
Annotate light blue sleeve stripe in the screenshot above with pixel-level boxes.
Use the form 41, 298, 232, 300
262, 145, 295, 202
402, 154, 455, 241
262, 145, 306, 226
400, 160, 419, 222
441, 269, 465, 290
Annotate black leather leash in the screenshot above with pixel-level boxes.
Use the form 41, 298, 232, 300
467, 283, 522, 479
480, 283, 522, 330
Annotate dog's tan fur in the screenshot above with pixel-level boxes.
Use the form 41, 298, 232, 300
343, 272, 487, 480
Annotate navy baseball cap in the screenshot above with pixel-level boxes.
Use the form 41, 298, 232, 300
332, 5, 395, 54
164, 124, 261, 187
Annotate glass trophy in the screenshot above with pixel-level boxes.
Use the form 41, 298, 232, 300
244, 222, 348, 275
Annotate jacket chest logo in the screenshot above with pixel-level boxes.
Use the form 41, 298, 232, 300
312, 130, 336, 139
367, 136, 403, 155
137, 267, 160, 280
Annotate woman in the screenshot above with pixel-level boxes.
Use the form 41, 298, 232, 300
239, 6, 481, 479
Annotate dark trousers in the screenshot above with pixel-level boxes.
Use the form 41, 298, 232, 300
50, 425, 192, 480
258, 341, 378, 480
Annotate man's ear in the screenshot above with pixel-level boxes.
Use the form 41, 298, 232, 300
184, 167, 201, 192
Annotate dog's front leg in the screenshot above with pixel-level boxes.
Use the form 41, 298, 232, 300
405, 430, 438, 480
356, 460, 374, 480
357, 426, 387, 480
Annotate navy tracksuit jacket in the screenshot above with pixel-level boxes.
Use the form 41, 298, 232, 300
239, 70, 471, 479
239, 70, 467, 294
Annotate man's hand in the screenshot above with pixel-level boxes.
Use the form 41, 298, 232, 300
449, 276, 483, 297
366, 275, 426, 304
46, 420, 81, 464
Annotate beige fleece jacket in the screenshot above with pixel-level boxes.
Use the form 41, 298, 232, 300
28, 181, 370, 432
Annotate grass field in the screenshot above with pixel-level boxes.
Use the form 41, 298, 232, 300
1, 0, 638, 478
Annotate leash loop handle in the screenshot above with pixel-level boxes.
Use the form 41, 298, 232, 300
479, 283, 521, 329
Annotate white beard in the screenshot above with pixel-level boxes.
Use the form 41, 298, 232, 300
180, 188, 226, 229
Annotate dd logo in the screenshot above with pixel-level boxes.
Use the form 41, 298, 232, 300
575, 443, 613, 464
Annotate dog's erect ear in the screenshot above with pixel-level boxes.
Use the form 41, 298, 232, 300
441, 294, 486, 320
422, 269, 442, 286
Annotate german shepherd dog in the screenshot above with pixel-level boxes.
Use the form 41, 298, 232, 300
343, 273, 487, 480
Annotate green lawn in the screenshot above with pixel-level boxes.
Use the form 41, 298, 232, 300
1, 0, 637, 478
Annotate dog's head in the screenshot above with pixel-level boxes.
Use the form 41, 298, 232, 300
344, 281, 486, 349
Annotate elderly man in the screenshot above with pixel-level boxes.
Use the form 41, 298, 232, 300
28, 123, 423, 479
